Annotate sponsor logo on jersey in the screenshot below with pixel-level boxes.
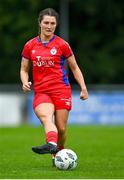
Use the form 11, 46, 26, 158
50, 47, 57, 55
33, 56, 54, 67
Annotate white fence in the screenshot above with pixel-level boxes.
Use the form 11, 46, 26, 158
0, 85, 26, 127
0, 93, 25, 126
0, 85, 124, 126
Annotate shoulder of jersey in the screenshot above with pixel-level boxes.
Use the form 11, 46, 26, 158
55, 35, 69, 46
25, 36, 38, 46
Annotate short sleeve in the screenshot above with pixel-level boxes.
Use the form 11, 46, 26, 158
61, 41, 73, 59
21, 42, 31, 60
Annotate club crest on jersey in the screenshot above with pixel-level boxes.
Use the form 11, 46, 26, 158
32, 50, 36, 54
50, 47, 57, 55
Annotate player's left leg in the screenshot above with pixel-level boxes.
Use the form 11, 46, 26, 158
50, 88, 72, 166
51, 109, 69, 166
55, 109, 69, 149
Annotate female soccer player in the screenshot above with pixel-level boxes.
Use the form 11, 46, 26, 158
20, 8, 88, 164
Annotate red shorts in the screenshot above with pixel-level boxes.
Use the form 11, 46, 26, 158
33, 88, 72, 111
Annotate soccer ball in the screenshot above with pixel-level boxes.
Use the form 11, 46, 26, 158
55, 149, 77, 170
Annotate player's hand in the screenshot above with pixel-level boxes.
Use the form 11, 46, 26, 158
80, 88, 88, 100
22, 81, 32, 93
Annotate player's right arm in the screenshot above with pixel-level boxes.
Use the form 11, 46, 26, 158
20, 57, 32, 93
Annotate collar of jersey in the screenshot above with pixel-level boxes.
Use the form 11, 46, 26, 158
37, 35, 56, 46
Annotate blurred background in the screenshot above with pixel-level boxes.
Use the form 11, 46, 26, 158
0, 0, 124, 126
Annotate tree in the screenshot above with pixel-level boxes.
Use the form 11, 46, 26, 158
0, 0, 124, 84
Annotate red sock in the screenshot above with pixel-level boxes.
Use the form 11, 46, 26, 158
46, 131, 58, 145
58, 146, 64, 150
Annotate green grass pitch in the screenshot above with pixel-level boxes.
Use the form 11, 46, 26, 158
0, 125, 124, 179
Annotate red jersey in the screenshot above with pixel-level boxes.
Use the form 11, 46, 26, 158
22, 35, 73, 93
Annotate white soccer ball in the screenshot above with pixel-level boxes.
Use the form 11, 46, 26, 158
55, 149, 78, 170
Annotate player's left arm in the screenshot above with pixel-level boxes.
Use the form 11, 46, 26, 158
67, 55, 88, 100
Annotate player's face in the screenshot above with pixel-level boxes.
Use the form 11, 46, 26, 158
40, 15, 57, 38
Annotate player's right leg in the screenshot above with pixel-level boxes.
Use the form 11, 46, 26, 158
32, 93, 59, 154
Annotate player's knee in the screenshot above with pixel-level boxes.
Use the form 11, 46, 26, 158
37, 114, 50, 123
58, 126, 66, 135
